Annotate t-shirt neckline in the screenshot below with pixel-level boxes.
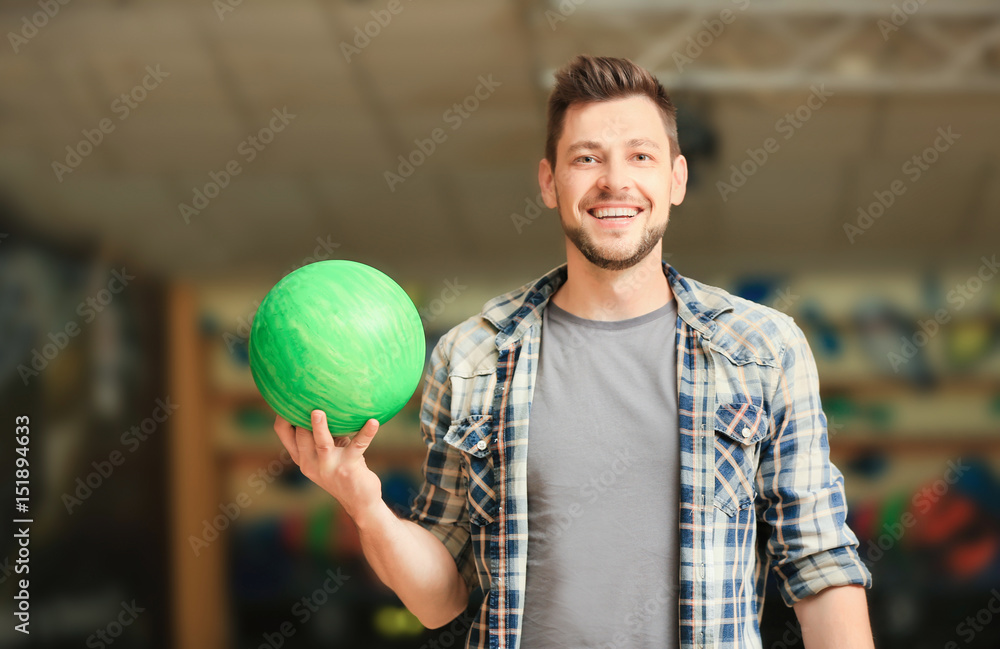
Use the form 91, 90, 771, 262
545, 296, 677, 330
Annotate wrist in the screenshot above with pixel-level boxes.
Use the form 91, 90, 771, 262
351, 499, 395, 532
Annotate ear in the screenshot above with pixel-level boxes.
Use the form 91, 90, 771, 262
539, 158, 558, 209
670, 154, 689, 206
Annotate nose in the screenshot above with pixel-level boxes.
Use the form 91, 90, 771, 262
598, 156, 631, 193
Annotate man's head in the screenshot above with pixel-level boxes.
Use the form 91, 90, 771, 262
544, 55, 681, 171
539, 55, 687, 271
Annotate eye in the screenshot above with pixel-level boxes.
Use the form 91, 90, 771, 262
634, 153, 653, 162
575, 155, 596, 164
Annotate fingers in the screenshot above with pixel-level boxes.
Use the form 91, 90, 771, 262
273, 414, 300, 464
311, 410, 335, 453
295, 425, 318, 470
275, 411, 363, 476
343, 419, 379, 462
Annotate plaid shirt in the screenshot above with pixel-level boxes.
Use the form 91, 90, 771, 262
408, 260, 872, 649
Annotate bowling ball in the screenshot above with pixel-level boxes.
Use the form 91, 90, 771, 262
248, 260, 425, 435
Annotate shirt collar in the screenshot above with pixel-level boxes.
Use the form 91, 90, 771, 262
481, 260, 735, 350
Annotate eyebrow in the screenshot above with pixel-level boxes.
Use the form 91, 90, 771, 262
565, 138, 662, 155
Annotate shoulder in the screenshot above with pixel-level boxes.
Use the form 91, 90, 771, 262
683, 275, 801, 366
431, 313, 501, 377
432, 270, 552, 376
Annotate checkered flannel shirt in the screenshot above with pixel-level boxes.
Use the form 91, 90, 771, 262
408, 260, 872, 649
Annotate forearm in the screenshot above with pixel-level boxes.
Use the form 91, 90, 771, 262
794, 584, 875, 649
354, 501, 469, 629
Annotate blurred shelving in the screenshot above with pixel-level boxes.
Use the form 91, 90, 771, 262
182, 279, 432, 648
173, 267, 1000, 649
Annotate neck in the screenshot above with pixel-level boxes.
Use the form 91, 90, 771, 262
551, 248, 673, 321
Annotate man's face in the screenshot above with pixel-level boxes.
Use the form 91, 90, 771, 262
539, 95, 688, 271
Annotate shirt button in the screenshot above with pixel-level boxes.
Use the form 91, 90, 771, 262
741, 426, 752, 438
697, 563, 706, 579
477, 439, 488, 451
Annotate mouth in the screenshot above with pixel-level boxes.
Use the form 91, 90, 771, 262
587, 206, 643, 221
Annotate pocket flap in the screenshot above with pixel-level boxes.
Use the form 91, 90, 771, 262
714, 402, 768, 445
443, 414, 494, 458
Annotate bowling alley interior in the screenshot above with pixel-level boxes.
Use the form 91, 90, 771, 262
2, 2, 1000, 648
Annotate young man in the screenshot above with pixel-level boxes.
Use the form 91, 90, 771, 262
274, 55, 874, 649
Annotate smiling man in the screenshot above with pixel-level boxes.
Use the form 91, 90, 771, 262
274, 54, 875, 649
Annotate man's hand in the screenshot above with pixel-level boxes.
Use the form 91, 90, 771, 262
273, 410, 384, 522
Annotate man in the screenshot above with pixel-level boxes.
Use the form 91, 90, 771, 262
273, 54, 874, 649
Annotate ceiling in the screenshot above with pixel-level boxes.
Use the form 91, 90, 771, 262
1, 0, 998, 287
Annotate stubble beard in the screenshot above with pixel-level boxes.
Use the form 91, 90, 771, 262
556, 187, 668, 271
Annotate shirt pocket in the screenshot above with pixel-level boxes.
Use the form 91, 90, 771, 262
713, 402, 769, 517
443, 413, 498, 526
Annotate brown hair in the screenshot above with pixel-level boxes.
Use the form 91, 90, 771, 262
545, 54, 680, 170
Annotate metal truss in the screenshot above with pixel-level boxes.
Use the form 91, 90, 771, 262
540, 0, 1000, 93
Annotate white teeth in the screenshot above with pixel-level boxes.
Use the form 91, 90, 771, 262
592, 207, 640, 218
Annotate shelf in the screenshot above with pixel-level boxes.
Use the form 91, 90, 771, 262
829, 436, 1000, 455
219, 443, 428, 466
820, 376, 1000, 396
209, 389, 268, 408
208, 397, 428, 467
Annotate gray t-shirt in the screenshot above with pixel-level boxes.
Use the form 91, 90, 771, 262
520, 296, 680, 649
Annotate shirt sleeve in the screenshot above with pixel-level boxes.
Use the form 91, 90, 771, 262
407, 334, 479, 595
757, 317, 873, 606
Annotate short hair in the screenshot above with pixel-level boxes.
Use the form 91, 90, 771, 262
545, 54, 680, 170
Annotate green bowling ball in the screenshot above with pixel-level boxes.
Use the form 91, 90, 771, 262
248, 260, 425, 435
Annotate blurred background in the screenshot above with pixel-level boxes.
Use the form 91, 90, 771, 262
2, 0, 999, 647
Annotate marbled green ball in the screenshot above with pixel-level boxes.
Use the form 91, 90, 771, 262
248, 260, 425, 435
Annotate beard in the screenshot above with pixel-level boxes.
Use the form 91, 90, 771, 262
556, 188, 667, 271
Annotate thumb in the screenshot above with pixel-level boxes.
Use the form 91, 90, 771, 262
344, 419, 379, 459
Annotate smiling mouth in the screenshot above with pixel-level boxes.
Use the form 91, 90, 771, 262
588, 207, 643, 220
